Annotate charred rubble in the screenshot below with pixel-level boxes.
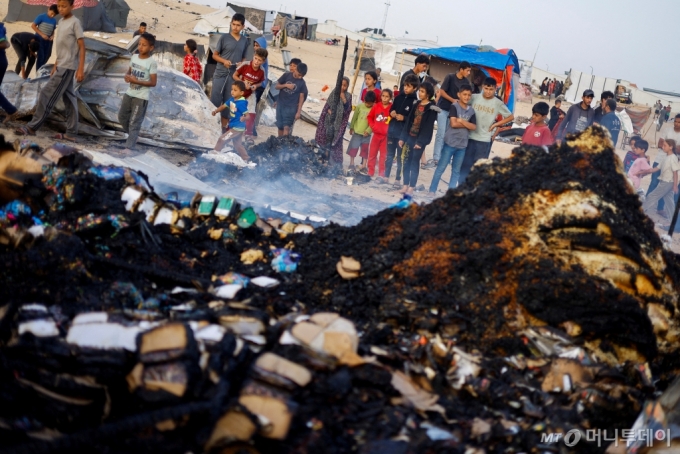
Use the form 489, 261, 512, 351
1, 127, 680, 453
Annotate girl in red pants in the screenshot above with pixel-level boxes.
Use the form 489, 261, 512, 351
366, 89, 393, 182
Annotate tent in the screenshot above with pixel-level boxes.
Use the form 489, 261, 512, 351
4, 0, 117, 32
408, 45, 521, 112
193, 7, 262, 35
101, 0, 130, 29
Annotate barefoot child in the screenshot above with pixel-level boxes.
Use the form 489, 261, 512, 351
15, 0, 85, 142
643, 139, 679, 225
234, 46, 268, 136
399, 82, 438, 196
211, 80, 249, 161
183, 39, 202, 83
118, 32, 157, 154
522, 101, 554, 147
366, 88, 393, 182
347, 90, 375, 171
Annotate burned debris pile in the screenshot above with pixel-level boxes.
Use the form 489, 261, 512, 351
1, 127, 680, 453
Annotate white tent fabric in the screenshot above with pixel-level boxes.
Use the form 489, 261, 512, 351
193, 7, 262, 35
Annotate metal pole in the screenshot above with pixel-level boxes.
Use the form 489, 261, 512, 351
349, 37, 366, 101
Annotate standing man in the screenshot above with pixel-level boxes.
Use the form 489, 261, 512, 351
556, 89, 595, 142
398, 54, 429, 93
458, 77, 514, 183
430, 62, 472, 168
10, 32, 39, 79
593, 90, 614, 124
0, 22, 18, 123
210, 13, 248, 131
599, 99, 621, 146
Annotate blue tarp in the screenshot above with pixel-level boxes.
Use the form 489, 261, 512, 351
408, 46, 519, 73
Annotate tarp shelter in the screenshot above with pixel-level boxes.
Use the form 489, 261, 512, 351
408, 45, 521, 112
226, 2, 276, 33
101, 0, 130, 29
4, 0, 117, 32
274, 13, 317, 41
192, 7, 262, 35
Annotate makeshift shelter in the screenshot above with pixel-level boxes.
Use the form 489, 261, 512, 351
407, 45, 521, 112
193, 7, 262, 35
274, 12, 316, 41
226, 2, 276, 32
101, 0, 130, 29
4, 0, 117, 32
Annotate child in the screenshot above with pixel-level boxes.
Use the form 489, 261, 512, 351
288, 57, 301, 74
31, 4, 58, 71
386, 75, 418, 187
361, 71, 381, 102
393, 84, 400, 98
628, 139, 656, 201
428, 84, 476, 194
643, 138, 680, 225
275, 62, 308, 136
0, 22, 19, 123
623, 135, 641, 173
117, 33, 157, 154
548, 98, 564, 132
235, 47, 268, 136
183, 39, 202, 83
347, 90, 375, 171
10, 32, 38, 79
522, 102, 554, 147
366, 88, 393, 181
133, 22, 147, 37
15, 0, 85, 142
399, 81, 438, 195
211, 80, 249, 161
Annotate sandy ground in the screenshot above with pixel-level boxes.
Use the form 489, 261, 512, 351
1, 0, 679, 248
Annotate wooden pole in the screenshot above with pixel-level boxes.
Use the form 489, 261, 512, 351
349, 37, 366, 102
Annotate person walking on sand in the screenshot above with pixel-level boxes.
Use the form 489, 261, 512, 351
15, 0, 85, 142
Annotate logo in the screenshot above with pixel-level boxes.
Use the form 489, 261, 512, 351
534, 131, 541, 137
541, 430, 581, 446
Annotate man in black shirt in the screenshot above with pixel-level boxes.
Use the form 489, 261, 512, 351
593, 90, 614, 124
398, 54, 429, 93
10, 32, 38, 79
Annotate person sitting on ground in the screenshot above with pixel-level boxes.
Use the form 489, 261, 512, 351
31, 5, 58, 71
643, 138, 679, 228
556, 89, 595, 142
600, 98, 622, 146
10, 32, 39, 79
118, 32, 157, 155
428, 84, 476, 195
522, 101, 554, 147
593, 91, 614, 124
274, 61, 307, 137
234, 46, 268, 136
183, 39, 202, 83
211, 80, 249, 161
623, 135, 641, 173
548, 98, 565, 132
399, 81, 439, 196
361, 70, 381, 102
628, 139, 656, 201
133, 22, 146, 37
347, 90, 375, 171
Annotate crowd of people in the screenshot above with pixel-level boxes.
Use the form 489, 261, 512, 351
539, 77, 564, 99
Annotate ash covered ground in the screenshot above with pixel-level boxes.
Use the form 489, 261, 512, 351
1, 128, 680, 453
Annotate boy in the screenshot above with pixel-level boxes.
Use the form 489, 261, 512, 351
234, 46, 268, 136
628, 139, 655, 201
211, 80, 249, 161
548, 98, 564, 132
347, 90, 375, 171
459, 77, 514, 183
432, 61, 471, 168
275, 62, 307, 137
366, 88, 393, 181
600, 98, 621, 146
288, 57, 301, 74
0, 22, 18, 123
118, 32, 157, 154
386, 74, 418, 187
15, 0, 85, 141
399, 53, 429, 93
10, 32, 39, 79
428, 84, 476, 195
210, 13, 248, 130
522, 102, 554, 147
623, 135, 641, 173
556, 89, 595, 141
643, 138, 679, 226
31, 4, 58, 71
133, 22, 147, 37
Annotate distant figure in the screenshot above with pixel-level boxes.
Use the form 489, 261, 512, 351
133, 22, 146, 37
556, 89, 595, 141
548, 79, 555, 98
118, 32, 157, 154
548, 98, 565, 133
654, 100, 663, 119
593, 91, 614, 124
522, 101, 554, 147
31, 4, 58, 71
600, 99, 622, 146
183, 39, 202, 83
274, 61, 307, 137
539, 77, 548, 95
10, 32, 38, 79
375, 67, 382, 89
392, 84, 399, 98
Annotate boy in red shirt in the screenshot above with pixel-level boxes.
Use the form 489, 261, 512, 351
234, 47, 268, 136
522, 101, 555, 147
366, 88, 393, 181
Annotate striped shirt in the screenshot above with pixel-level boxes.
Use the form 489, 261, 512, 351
34, 13, 57, 38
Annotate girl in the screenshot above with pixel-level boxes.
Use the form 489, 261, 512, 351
315, 76, 352, 165
398, 82, 438, 196
366, 88, 393, 181
361, 71, 381, 102
183, 39, 202, 83
643, 139, 679, 225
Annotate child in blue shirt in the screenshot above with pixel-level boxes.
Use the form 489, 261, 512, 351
31, 5, 58, 71
211, 80, 249, 161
